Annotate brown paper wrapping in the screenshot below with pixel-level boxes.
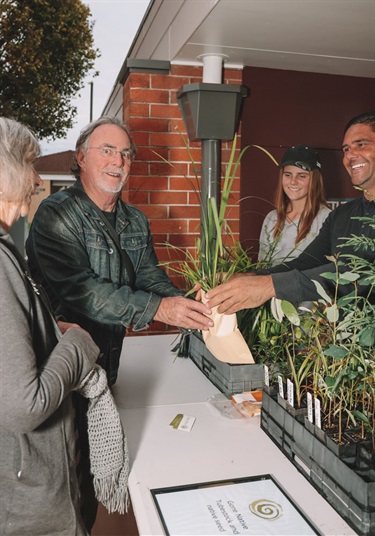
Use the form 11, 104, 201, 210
202, 294, 254, 364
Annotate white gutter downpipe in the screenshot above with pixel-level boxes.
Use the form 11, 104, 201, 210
201, 54, 225, 83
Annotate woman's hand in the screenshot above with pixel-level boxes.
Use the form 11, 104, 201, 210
57, 320, 89, 335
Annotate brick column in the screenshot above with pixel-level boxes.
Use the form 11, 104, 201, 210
122, 64, 244, 334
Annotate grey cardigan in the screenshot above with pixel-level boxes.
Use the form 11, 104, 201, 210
0, 229, 99, 535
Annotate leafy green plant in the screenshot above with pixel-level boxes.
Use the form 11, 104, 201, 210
238, 302, 289, 383
255, 185, 375, 451
270, 208, 375, 448
260, 299, 316, 407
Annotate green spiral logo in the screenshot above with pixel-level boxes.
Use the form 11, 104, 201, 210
249, 499, 282, 520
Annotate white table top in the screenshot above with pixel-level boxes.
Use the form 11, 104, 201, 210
113, 334, 355, 536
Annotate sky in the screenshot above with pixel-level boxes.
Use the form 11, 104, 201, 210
40, 0, 150, 155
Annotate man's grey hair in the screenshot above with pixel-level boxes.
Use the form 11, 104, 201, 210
71, 116, 137, 179
0, 117, 40, 204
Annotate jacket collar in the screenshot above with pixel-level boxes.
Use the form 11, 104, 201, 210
70, 180, 137, 231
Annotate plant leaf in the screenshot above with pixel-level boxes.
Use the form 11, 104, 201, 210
270, 297, 284, 322
325, 303, 339, 323
312, 280, 332, 303
281, 300, 300, 326
352, 410, 369, 424
358, 326, 375, 347
323, 344, 349, 359
320, 272, 337, 281
250, 145, 279, 166
338, 271, 360, 282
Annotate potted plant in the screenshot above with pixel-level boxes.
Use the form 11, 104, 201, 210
260, 193, 375, 535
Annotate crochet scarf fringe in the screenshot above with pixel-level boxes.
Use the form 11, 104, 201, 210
93, 471, 129, 515
77, 365, 129, 515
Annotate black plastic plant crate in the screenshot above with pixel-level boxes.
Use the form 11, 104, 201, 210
188, 330, 264, 398
261, 390, 375, 536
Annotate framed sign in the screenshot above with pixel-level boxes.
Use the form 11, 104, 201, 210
152, 474, 321, 535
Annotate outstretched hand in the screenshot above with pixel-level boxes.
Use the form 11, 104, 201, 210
154, 296, 213, 330
205, 273, 275, 314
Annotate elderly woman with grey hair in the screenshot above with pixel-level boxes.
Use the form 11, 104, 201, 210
0, 117, 100, 535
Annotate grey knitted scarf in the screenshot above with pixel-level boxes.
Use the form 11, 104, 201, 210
77, 365, 129, 514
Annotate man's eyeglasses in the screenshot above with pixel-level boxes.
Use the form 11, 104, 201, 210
89, 146, 134, 163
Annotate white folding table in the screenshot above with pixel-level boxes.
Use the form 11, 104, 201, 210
113, 333, 355, 536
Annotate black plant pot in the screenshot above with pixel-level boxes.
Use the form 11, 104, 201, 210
262, 384, 278, 398
313, 424, 326, 444
325, 431, 357, 459
304, 416, 315, 435
277, 394, 307, 423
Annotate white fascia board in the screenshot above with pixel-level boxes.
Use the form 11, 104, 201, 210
102, 84, 124, 117
168, 0, 220, 60
134, 0, 220, 61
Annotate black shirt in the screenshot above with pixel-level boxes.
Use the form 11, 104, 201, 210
267, 195, 375, 302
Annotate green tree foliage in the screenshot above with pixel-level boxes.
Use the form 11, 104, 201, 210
0, 0, 98, 139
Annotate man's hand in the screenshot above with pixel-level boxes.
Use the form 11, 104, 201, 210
154, 296, 213, 330
193, 282, 203, 302
205, 273, 275, 314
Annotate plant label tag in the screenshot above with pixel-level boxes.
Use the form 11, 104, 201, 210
307, 392, 313, 423
177, 415, 196, 432
278, 375, 284, 398
314, 398, 322, 429
287, 378, 294, 407
264, 364, 269, 387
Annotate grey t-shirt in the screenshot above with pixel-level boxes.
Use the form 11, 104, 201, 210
258, 205, 331, 266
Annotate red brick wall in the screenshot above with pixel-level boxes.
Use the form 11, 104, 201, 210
122, 64, 244, 334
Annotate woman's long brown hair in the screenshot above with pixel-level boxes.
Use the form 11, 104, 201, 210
272, 168, 328, 244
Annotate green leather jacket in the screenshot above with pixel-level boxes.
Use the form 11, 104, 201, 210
26, 181, 182, 384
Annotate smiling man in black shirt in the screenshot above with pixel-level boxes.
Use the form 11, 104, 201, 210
206, 111, 375, 312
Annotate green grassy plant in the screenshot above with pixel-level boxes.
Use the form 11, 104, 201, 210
158, 134, 278, 294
